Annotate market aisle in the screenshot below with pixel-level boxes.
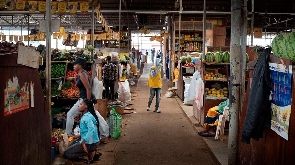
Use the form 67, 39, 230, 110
112, 63, 219, 165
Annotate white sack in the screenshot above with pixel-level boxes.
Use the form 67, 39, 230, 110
92, 77, 103, 99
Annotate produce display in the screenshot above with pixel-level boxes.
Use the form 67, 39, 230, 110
183, 62, 195, 67
51, 63, 66, 78
205, 72, 226, 80
66, 70, 92, 78
204, 51, 249, 63
271, 32, 295, 60
52, 83, 61, 96
61, 82, 79, 98
181, 55, 195, 67
205, 87, 228, 98
0, 41, 25, 54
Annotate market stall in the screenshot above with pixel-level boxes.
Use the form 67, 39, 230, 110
0, 45, 51, 165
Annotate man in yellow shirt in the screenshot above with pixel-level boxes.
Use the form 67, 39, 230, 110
147, 58, 164, 113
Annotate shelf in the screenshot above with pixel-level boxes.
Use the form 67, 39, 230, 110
175, 50, 201, 52
206, 96, 228, 100
204, 62, 230, 65
204, 79, 228, 82
51, 61, 69, 63
51, 77, 64, 80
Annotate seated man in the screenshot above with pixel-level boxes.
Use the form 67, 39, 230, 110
198, 99, 229, 137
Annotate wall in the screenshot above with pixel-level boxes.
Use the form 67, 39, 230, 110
0, 54, 51, 165
238, 56, 295, 165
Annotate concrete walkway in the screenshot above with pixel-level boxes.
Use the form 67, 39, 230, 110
59, 63, 221, 165
109, 63, 219, 165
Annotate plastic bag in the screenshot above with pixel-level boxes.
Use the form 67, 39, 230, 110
92, 77, 103, 99
118, 92, 131, 104
108, 108, 122, 139
95, 110, 109, 139
58, 134, 69, 156
118, 80, 130, 93
73, 125, 80, 136
183, 84, 193, 105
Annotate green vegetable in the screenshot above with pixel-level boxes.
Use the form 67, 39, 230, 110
180, 56, 187, 63
222, 51, 230, 63
51, 63, 66, 78
186, 55, 192, 63
205, 52, 214, 63
272, 32, 295, 60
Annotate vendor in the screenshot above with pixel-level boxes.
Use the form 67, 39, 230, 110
65, 57, 96, 136
198, 99, 229, 137
64, 99, 100, 164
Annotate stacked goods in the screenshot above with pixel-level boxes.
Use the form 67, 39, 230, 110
222, 51, 230, 63
0, 41, 25, 54
204, 72, 226, 80
66, 70, 91, 78
205, 87, 228, 98
271, 32, 295, 60
180, 56, 195, 67
61, 82, 79, 98
205, 52, 215, 63
51, 63, 66, 78
204, 51, 249, 63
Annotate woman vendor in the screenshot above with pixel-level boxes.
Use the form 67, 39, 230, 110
66, 57, 96, 136
198, 99, 229, 137
64, 99, 100, 164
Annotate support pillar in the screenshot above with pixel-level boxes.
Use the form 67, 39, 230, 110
228, 0, 242, 164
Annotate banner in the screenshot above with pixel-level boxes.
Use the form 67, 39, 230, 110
70, 34, 75, 41
2, 35, 6, 41
39, 33, 45, 41
23, 35, 29, 41
80, 2, 89, 14
19, 36, 23, 41
14, 36, 19, 41
58, 2, 67, 14
68, 2, 78, 14
9, 36, 13, 41
81, 34, 85, 40
0, 0, 5, 9
86, 34, 91, 41
60, 27, 65, 34
51, 2, 57, 14
53, 33, 59, 39
62, 33, 68, 40
38, 1, 46, 13
28, 1, 38, 13
269, 63, 292, 140
7, 0, 15, 10
75, 34, 80, 40
16, 0, 25, 11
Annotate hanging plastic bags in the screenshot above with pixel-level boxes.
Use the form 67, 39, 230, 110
92, 77, 103, 99
108, 108, 122, 139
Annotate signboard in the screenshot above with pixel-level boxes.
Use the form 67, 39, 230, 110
4, 77, 30, 116
68, 2, 78, 14
51, 2, 57, 14
58, 2, 67, 14
269, 63, 292, 140
28, 1, 38, 13
80, 2, 89, 14
38, 1, 46, 13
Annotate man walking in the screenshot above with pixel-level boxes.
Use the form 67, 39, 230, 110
147, 58, 163, 113
103, 56, 117, 102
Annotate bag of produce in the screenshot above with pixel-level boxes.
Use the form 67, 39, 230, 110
108, 108, 122, 139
